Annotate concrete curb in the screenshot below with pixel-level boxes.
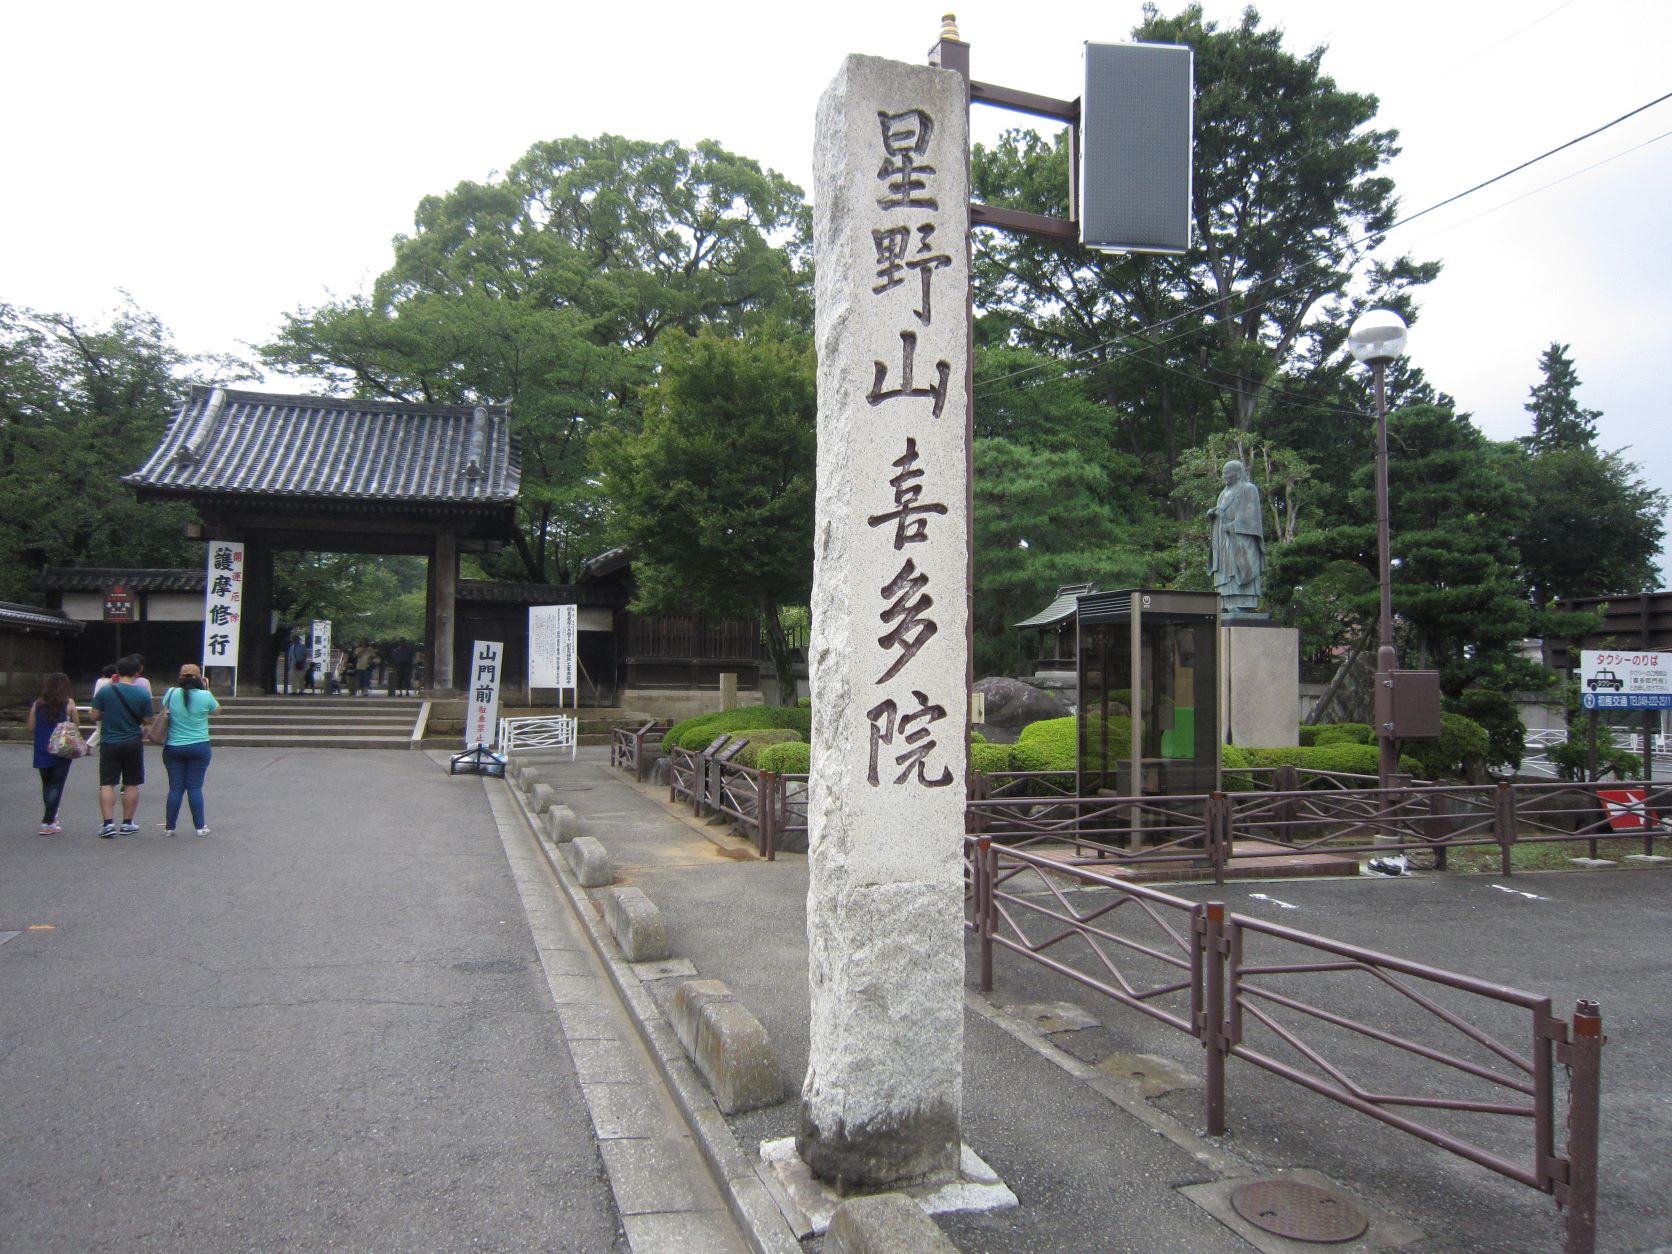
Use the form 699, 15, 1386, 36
669, 980, 784, 1114
545, 804, 579, 844
502, 771, 801, 1254
599, 886, 671, 962
827, 1194, 960, 1253
563, 835, 613, 887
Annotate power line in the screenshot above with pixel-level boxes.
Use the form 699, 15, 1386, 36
972, 88, 1672, 400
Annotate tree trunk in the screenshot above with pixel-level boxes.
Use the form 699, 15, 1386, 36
760, 602, 797, 704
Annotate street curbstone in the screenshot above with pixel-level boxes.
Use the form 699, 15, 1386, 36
670, 979, 783, 1114
528, 781, 557, 814
599, 886, 670, 962
827, 1194, 959, 1253
545, 804, 579, 844
563, 835, 613, 887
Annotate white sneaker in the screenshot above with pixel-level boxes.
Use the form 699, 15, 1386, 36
164, 829, 176, 838
196, 827, 211, 837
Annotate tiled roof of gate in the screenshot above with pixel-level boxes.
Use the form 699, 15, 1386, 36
0, 601, 83, 636
126, 386, 520, 508
35, 568, 205, 593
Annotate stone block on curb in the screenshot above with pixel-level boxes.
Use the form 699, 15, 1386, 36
599, 886, 670, 962
669, 979, 783, 1114
528, 782, 557, 814
562, 835, 613, 887
544, 804, 579, 844
827, 1195, 958, 1254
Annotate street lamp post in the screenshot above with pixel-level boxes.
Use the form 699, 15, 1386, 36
1347, 309, 1409, 790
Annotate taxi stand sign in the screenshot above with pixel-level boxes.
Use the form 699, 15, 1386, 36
1580, 649, 1672, 710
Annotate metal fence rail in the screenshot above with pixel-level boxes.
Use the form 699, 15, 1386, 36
965, 835, 1606, 1253
498, 714, 577, 760
609, 720, 669, 781
644, 748, 1667, 878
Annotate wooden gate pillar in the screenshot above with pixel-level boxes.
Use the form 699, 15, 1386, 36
428, 528, 458, 694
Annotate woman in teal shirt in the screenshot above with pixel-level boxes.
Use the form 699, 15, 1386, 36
161, 663, 220, 836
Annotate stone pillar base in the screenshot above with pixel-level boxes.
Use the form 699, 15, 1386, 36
760, 1136, 1016, 1239
1221, 623, 1301, 747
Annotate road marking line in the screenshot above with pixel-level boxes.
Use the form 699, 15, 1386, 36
1249, 893, 1299, 910
1490, 884, 1547, 901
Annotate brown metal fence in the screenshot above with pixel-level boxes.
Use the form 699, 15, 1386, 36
608, 720, 670, 782
966, 836, 1605, 1254
647, 748, 1667, 880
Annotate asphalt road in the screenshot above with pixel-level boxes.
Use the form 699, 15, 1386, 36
0, 745, 625, 1252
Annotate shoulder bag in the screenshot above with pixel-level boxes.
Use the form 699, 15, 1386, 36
145, 688, 173, 746
47, 703, 88, 759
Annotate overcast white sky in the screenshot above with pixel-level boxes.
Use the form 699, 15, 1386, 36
6, 1, 1669, 576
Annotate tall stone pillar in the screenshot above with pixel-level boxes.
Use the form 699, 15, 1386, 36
799, 54, 970, 1189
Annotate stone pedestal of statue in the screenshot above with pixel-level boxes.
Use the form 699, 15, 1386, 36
1220, 618, 1300, 749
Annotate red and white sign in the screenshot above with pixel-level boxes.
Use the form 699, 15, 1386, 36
1598, 789, 1662, 832
467, 640, 503, 749
103, 585, 135, 623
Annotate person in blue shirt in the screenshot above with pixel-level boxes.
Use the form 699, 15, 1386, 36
89, 654, 154, 837
160, 663, 220, 837
26, 672, 79, 834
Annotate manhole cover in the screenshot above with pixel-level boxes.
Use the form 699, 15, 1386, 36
1230, 1179, 1369, 1243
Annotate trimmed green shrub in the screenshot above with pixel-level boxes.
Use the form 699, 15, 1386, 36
662, 705, 812, 753
1311, 722, 1375, 747
1010, 716, 1132, 774
1403, 712, 1491, 781
969, 729, 987, 744
971, 742, 1012, 774
1238, 743, 1422, 777
1221, 743, 1255, 788
729, 728, 804, 768
757, 741, 811, 774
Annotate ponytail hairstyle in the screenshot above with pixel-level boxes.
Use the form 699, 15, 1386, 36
176, 665, 207, 711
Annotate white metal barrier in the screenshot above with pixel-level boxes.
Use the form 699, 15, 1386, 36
497, 714, 578, 760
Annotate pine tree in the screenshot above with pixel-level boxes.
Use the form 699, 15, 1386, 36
1523, 342, 1599, 452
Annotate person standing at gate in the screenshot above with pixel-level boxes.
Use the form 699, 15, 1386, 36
354, 638, 377, 696
160, 662, 219, 837
89, 654, 154, 837
287, 631, 309, 695
26, 672, 79, 834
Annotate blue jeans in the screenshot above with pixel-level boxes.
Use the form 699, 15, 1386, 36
38, 760, 71, 824
163, 741, 213, 830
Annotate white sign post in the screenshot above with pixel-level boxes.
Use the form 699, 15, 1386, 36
797, 54, 970, 1191
528, 604, 578, 706
201, 540, 245, 696
310, 620, 331, 695
466, 640, 503, 750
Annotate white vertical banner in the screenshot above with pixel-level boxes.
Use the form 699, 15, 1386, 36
528, 604, 578, 705
311, 620, 331, 687
202, 540, 245, 693
468, 640, 503, 749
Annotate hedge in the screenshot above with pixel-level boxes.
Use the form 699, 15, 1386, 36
756, 741, 811, 774
728, 728, 804, 768
971, 741, 1013, 774
1010, 716, 1130, 773
1304, 722, 1374, 748
1402, 712, 1491, 780
1238, 743, 1423, 777
662, 705, 812, 753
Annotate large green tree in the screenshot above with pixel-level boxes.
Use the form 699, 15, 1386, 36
594, 330, 815, 698
970, 4, 1437, 507
0, 302, 233, 601
1274, 403, 1549, 764
263, 135, 810, 585
1513, 343, 1665, 605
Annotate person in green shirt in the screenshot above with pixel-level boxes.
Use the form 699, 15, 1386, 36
159, 663, 220, 837
89, 654, 153, 837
